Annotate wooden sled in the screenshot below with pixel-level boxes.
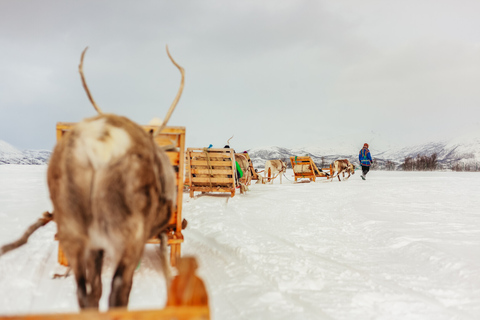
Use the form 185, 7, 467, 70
290, 156, 331, 182
186, 148, 237, 198
54, 123, 186, 267
184, 156, 191, 191
0, 256, 210, 320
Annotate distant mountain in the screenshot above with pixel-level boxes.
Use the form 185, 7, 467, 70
247, 132, 480, 171
0, 140, 50, 165
2, 130, 479, 170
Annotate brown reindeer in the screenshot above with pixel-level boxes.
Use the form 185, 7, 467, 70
47, 46, 185, 309
264, 160, 287, 184
234, 153, 251, 193
331, 159, 355, 181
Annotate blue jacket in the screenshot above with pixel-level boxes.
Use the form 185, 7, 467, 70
359, 147, 372, 166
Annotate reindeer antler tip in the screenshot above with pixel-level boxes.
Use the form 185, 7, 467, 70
78, 47, 103, 115
80, 47, 89, 60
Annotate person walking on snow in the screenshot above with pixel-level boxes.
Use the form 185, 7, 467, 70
359, 143, 373, 180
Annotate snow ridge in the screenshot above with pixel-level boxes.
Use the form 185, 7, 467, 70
248, 135, 480, 169
2, 130, 480, 168
0, 140, 50, 165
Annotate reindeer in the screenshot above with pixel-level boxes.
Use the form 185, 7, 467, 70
264, 160, 287, 184
3, 46, 184, 310
234, 153, 252, 193
330, 159, 355, 181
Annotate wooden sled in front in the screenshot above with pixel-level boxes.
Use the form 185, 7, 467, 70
290, 156, 331, 182
186, 148, 237, 198
54, 123, 186, 267
0, 256, 210, 320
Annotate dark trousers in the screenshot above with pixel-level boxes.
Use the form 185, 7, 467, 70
361, 165, 370, 176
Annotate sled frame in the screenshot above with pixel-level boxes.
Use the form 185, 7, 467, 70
186, 148, 236, 198
290, 156, 330, 182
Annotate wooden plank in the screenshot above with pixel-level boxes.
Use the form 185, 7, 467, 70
191, 169, 235, 175
0, 307, 209, 320
190, 153, 233, 158
190, 187, 235, 193
191, 177, 234, 183
186, 153, 235, 159
189, 160, 234, 166
165, 152, 180, 165
175, 131, 186, 234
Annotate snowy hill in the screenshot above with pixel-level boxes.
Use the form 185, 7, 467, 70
248, 132, 480, 170
0, 140, 50, 165
2, 129, 479, 169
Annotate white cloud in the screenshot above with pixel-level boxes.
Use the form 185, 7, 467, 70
0, 0, 479, 151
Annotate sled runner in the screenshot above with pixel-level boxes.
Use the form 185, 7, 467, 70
54, 123, 186, 267
290, 156, 331, 182
186, 148, 237, 198
0, 257, 210, 320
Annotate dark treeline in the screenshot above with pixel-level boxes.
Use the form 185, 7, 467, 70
281, 153, 479, 172
384, 160, 396, 171
451, 161, 480, 172
402, 154, 438, 171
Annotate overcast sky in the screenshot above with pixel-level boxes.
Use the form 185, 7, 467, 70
1, 0, 479, 153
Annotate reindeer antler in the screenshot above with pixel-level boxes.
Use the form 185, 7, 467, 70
79, 47, 103, 115
227, 135, 234, 146
153, 45, 185, 137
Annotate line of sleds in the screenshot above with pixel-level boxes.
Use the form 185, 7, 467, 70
183, 148, 353, 198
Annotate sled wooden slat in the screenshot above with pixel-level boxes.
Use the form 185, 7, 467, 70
0, 307, 209, 320
191, 169, 234, 175
191, 177, 236, 183
189, 154, 233, 159
186, 148, 236, 198
188, 187, 236, 193
290, 156, 329, 182
189, 160, 235, 166
165, 152, 180, 164
54, 123, 186, 267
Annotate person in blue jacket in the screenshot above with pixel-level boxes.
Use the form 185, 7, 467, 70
359, 143, 373, 180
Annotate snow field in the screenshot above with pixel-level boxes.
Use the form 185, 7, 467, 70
1, 166, 480, 319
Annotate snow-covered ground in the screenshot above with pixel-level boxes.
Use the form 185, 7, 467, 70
1, 165, 479, 319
